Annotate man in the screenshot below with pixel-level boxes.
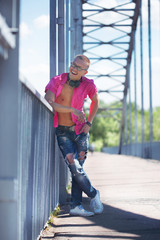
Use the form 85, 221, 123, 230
45, 54, 103, 216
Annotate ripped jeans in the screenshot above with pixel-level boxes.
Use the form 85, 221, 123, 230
56, 125, 97, 208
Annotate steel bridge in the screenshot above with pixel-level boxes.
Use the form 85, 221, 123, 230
50, 0, 159, 159
0, 0, 159, 240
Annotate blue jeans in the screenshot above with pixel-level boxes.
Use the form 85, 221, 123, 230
56, 125, 97, 208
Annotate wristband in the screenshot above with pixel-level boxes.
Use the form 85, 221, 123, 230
86, 121, 92, 127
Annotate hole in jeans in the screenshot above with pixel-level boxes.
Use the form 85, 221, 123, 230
66, 153, 75, 164
78, 151, 87, 161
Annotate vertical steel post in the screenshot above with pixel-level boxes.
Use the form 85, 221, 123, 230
70, 0, 83, 60
50, 0, 58, 208
76, 0, 83, 54
66, 0, 70, 71
70, 0, 75, 60
148, 0, 153, 157
57, 0, 70, 204
58, 0, 65, 74
50, 0, 57, 77
0, 1, 19, 239
133, 27, 138, 146
12, 0, 17, 29
128, 64, 132, 145
134, 31, 138, 144
79, 0, 83, 54
125, 95, 128, 145
140, 0, 145, 157
118, 94, 126, 154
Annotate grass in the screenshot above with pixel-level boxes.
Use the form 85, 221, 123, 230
47, 205, 60, 226
66, 182, 71, 194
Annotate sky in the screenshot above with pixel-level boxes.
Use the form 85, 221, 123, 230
19, 0, 50, 95
19, 0, 160, 109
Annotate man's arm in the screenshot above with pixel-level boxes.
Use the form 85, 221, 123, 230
80, 92, 99, 133
44, 90, 85, 122
87, 92, 99, 123
45, 90, 73, 113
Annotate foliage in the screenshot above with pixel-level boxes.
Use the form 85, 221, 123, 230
127, 105, 160, 142
47, 205, 60, 225
85, 101, 160, 152
153, 107, 160, 140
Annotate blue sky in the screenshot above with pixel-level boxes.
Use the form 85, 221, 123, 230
19, 0, 50, 94
19, 0, 160, 109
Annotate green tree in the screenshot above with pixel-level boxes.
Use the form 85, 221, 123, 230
85, 100, 160, 151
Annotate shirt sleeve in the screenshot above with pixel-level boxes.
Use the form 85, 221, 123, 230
45, 76, 58, 95
87, 80, 97, 99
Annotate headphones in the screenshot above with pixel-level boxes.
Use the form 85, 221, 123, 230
67, 74, 82, 88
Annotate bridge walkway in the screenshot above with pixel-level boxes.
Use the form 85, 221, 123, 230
41, 152, 160, 240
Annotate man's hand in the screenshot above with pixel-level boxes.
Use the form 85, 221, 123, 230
72, 108, 86, 123
80, 123, 91, 134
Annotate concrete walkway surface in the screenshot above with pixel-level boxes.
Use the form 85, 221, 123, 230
41, 152, 160, 240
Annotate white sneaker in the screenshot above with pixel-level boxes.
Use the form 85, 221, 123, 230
90, 190, 103, 214
70, 205, 94, 217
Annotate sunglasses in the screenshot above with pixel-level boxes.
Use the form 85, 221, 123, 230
71, 62, 88, 71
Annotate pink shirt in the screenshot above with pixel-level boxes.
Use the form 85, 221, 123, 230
45, 73, 97, 134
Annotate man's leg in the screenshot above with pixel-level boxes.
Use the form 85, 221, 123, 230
75, 132, 104, 214
65, 153, 96, 216
64, 153, 82, 207
67, 151, 103, 215
71, 178, 82, 207
65, 153, 97, 199
70, 152, 86, 208
56, 126, 94, 216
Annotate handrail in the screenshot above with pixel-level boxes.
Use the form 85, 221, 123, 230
18, 78, 69, 240
19, 73, 53, 113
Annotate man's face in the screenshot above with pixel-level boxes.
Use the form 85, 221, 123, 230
69, 57, 88, 80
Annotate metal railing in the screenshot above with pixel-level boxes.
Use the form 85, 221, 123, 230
102, 141, 160, 161
18, 77, 69, 240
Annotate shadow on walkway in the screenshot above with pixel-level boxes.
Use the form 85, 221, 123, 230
41, 153, 160, 240
51, 198, 160, 240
